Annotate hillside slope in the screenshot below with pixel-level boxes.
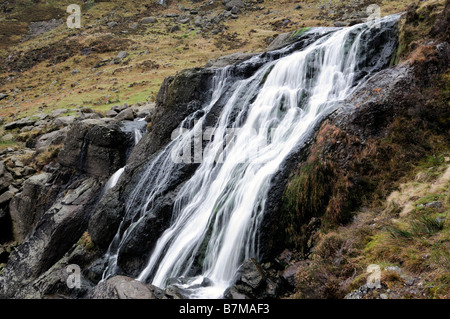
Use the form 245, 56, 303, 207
0, 0, 448, 300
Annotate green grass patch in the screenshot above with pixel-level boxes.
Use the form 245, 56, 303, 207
291, 27, 312, 38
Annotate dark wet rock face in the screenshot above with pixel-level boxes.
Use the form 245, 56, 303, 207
58, 120, 127, 178
8, 173, 52, 242
0, 177, 102, 298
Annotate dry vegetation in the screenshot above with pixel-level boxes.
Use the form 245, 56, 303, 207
0, 0, 416, 123
291, 154, 450, 299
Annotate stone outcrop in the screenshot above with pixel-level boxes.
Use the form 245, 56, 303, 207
88, 275, 156, 299
58, 119, 127, 177
0, 176, 102, 298
8, 172, 52, 242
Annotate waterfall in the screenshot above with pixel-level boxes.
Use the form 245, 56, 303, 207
101, 15, 400, 298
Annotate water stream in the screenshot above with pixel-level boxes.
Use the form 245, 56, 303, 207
101, 15, 400, 298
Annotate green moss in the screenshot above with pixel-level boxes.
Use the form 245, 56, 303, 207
291, 27, 312, 39
260, 65, 274, 87
281, 159, 334, 250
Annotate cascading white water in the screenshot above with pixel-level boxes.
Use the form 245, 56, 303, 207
102, 15, 399, 298
100, 120, 146, 194
103, 167, 125, 192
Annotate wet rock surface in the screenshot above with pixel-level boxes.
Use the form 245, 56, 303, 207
58, 119, 128, 177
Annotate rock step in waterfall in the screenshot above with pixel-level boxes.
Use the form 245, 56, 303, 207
100, 14, 400, 298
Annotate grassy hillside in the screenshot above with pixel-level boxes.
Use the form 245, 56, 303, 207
0, 0, 416, 124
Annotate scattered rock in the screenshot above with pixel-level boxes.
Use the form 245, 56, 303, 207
35, 128, 69, 151
231, 6, 240, 15
9, 173, 52, 242
4, 118, 37, 130
281, 261, 303, 288
140, 17, 157, 24
105, 110, 118, 118
114, 107, 135, 122
418, 201, 443, 209
111, 104, 128, 113
239, 258, 265, 290
1, 134, 14, 142
54, 115, 76, 127
169, 25, 181, 33
334, 21, 348, 27
225, 0, 245, 11
0, 191, 13, 206
115, 51, 129, 60
385, 266, 402, 273
107, 21, 118, 28
51, 108, 68, 118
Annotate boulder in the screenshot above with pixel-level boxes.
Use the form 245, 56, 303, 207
51, 108, 68, 118
9, 173, 52, 242
105, 110, 118, 118
114, 107, 135, 122
57, 120, 128, 177
169, 25, 180, 33
0, 191, 13, 206
35, 128, 69, 151
266, 32, 295, 51
107, 21, 118, 28
115, 51, 129, 60
239, 258, 265, 290
16, 243, 98, 299
141, 17, 157, 24
281, 261, 303, 288
111, 104, 128, 113
225, 0, 245, 11
133, 102, 156, 118
88, 275, 156, 299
